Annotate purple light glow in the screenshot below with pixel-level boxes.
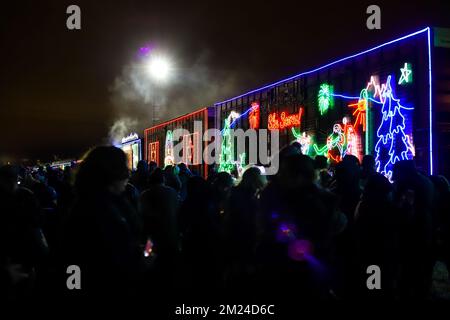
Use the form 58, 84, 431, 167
276, 222, 297, 243
287, 239, 313, 262
137, 45, 155, 58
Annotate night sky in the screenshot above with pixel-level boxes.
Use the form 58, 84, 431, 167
1, 0, 449, 162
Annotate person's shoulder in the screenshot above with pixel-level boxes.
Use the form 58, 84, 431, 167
314, 184, 338, 204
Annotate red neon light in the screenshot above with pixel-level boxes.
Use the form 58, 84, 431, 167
203, 108, 208, 179
249, 102, 260, 129
144, 107, 207, 133
183, 132, 200, 165
148, 141, 160, 166
268, 108, 303, 130
348, 99, 367, 132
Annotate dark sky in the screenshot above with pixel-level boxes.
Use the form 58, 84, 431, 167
1, 0, 449, 162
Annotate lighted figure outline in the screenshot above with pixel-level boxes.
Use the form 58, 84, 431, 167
292, 128, 312, 155
312, 117, 361, 163
248, 102, 260, 129
164, 130, 174, 166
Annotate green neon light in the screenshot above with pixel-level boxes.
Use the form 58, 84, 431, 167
398, 63, 412, 85
292, 127, 312, 155
318, 83, 334, 115
218, 111, 241, 173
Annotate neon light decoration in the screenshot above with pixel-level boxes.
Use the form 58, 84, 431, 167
375, 75, 415, 181
348, 93, 367, 132
218, 111, 241, 173
213, 27, 431, 175
149, 141, 159, 165
248, 102, 260, 129
366, 76, 387, 103
318, 83, 334, 115
164, 130, 174, 166
292, 128, 312, 155
398, 62, 412, 85
268, 108, 303, 130
183, 132, 200, 165
121, 133, 139, 144
312, 117, 362, 163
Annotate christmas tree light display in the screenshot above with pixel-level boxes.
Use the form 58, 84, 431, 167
375, 75, 415, 181
318, 83, 334, 115
218, 111, 241, 173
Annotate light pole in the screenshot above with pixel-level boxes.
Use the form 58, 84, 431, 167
145, 54, 173, 126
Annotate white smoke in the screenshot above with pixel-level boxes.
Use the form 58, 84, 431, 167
108, 117, 138, 145
108, 49, 239, 144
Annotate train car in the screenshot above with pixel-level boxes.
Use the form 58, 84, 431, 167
144, 107, 215, 178
214, 27, 450, 179
118, 133, 142, 171
50, 159, 75, 170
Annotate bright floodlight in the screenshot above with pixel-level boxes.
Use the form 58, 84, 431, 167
146, 55, 171, 82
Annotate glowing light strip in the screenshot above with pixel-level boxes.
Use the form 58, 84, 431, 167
427, 27, 433, 175
332, 93, 383, 104
219, 105, 254, 135
144, 107, 207, 133
229, 106, 253, 129
121, 133, 139, 144
120, 138, 141, 147
214, 28, 429, 106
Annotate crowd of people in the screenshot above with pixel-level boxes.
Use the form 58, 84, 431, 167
1, 142, 449, 303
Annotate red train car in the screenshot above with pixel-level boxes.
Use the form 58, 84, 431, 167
144, 107, 215, 178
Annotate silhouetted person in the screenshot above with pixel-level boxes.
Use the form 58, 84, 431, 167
163, 165, 182, 193
177, 163, 192, 202
314, 155, 331, 189
211, 171, 233, 217
0, 165, 48, 300
259, 153, 346, 299
393, 160, 434, 299
354, 173, 398, 299
130, 160, 150, 193
58, 146, 145, 299
429, 175, 450, 273
226, 167, 266, 292
140, 168, 179, 292
360, 155, 377, 188
179, 176, 222, 294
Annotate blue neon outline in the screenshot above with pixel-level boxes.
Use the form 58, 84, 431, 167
427, 27, 433, 175
374, 75, 415, 181
332, 93, 383, 104
214, 27, 429, 106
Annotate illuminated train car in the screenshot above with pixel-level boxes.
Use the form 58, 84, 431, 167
118, 133, 142, 171
214, 27, 450, 179
144, 107, 215, 177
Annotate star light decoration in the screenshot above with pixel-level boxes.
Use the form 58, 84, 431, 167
398, 63, 412, 85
